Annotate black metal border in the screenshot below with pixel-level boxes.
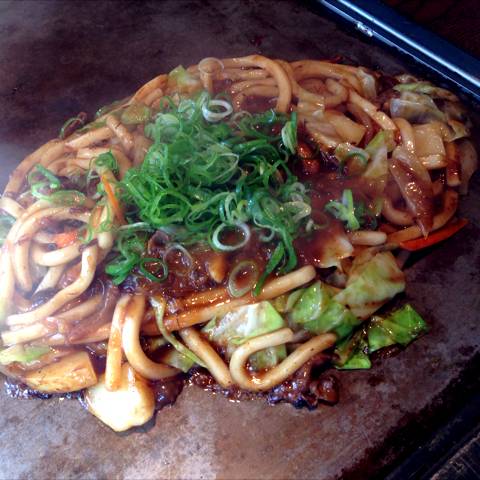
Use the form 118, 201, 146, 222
319, 0, 480, 101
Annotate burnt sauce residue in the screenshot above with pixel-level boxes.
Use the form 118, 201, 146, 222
4, 359, 340, 415
188, 352, 339, 410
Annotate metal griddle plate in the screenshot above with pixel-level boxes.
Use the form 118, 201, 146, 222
0, 1, 479, 478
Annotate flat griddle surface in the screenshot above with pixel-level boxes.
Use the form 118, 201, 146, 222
0, 1, 479, 478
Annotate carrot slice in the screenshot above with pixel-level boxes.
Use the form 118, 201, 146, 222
54, 229, 79, 248
399, 218, 468, 251
100, 174, 126, 225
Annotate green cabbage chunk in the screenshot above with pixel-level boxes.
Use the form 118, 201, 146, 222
0, 345, 51, 365
203, 301, 287, 371
365, 130, 396, 157
393, 82, 458, 101
363, 131, 395, 193
367, 304, 428, 352
334, 251, 405, 319
390, 92, 446, 123
248, 345, 287, 371
159, 348, 195, 373
335, 329, 371, 370
120, 103, 151, 125
335, 304, 427, 369
289, 281, 361, 340
167, 65, 201, 93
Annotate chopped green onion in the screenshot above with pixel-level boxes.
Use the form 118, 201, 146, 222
211, 222, 251, 251
281, 112, 297, 154
0, 344, 51, 365
139, 257, 168, 283
33, 165, 61, 189
150, 297, 206, 367
107, 91, 307, 284
164, 243, 193, 275
121, 103, 151, 125
94, 151, 119, 174
324, 189, 361, 231
335, 143, 369, 175
118, 222, 153, 231
31, 188, 86, 205
227, 260, 259, 298
59, 113, 87, 139
343, 151, 368, 163
105, 224, 153, 285
202, 99, 233, 122
253, 242, 285, 296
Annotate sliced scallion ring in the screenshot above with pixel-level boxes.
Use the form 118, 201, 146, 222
202, 99, 233, 123
344, 150, 368, 164
258, 227, 275, 242
284, 201, 312, 223
118, 222, 154, 231
253, 242, 285, 296
163, 243, 194, 277
139, 257, 168, 282
211, 222, 250, 251
227, 260, 259, 298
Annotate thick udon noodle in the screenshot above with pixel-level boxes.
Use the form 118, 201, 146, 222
0, 55, 476, 418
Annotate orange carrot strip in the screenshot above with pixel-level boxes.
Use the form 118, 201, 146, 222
399, 218, 468, 251
100, 174, 126, 225
54, 229, 79, 248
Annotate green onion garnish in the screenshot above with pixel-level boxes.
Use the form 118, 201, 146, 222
138, 257, 168, 283
227, 260, 259, 298
211, 222, 251, 252
105, 224, 154, 285
324, 189, 377, 231
281, 111, 297, 154
59, 113, 87, 139
253, 242, 285, 297
325, 189, 361, 231
33, 165, 61, 189
108, 91, 308, 283
151, 297, 206, 368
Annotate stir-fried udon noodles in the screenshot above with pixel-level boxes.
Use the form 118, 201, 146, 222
0, 55, 477, 431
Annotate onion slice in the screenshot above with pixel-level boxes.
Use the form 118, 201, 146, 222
389, 146, 434, 236
458, 139, 478, 195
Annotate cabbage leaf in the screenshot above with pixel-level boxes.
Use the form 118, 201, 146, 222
203, 301, 287, 371
167, 65, 201, 93
289, 281, 361, 340
367, 304, 428, 352
335, 304, 427, 369
0, 345, 51, 365
334, 251, 406, 319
